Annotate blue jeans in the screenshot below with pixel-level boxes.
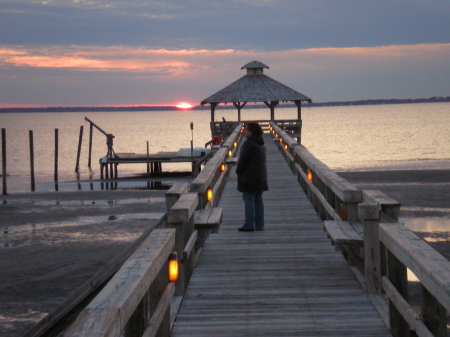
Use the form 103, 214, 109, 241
242, 192, 264, 230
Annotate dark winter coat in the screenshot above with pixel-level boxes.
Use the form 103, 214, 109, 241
236, 135, 269, 193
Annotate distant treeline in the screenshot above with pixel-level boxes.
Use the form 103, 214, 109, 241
1, 96, 449, 113
309, 96, 450, 107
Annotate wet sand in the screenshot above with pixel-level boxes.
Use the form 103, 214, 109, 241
337, 169, 450, 261
0, 189, 168, 337
1, 170, 449, 336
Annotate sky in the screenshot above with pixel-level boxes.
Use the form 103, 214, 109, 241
1, 0, 449, 107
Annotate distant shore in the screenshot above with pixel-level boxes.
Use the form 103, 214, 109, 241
1, 96, 449, 113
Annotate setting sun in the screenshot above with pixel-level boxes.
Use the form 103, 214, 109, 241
175, 102, 193, 109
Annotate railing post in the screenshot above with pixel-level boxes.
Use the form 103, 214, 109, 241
421, 285, 447, 337
167, 193, 198, 296
387, 249, 410, 337
165, 183, 190, 210
358, 203, 381, 293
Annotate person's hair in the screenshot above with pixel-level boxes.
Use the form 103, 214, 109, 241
246, 122, 263, 136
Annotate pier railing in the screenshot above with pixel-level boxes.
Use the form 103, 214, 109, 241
165, 123, 243, 295
211, 119, 301, 142
49, 121, 448, 337
58, 124, 244, 337
270, 121, 449, 337
64, 228, 176, 337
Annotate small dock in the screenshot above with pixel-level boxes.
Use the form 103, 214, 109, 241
171, 134, 391, 336
103, 150, 211, 176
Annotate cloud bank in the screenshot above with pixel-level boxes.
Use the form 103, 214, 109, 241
1, 0, 449, 106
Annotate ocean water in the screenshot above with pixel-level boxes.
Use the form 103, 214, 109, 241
1, 102, 449, 192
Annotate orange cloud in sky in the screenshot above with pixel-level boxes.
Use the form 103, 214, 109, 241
265, 43, 450, 59
1, 44, 448, 76
0, 46, 235, 74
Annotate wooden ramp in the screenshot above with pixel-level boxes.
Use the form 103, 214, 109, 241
172, 135, 391, 337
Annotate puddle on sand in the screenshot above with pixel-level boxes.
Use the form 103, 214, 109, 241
400, 217, 450, 282
1, 213, 165, 248
401, 217, 450, 232
401, 217, 450, 242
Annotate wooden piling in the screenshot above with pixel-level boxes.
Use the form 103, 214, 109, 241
146, 141, 150, 175
29, 130, 35, 192
88, 123, 93, 168
2, 128, 6, 195
54, 128, 59, 182
75, 126, 83, 173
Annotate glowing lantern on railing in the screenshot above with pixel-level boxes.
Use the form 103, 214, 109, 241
221, 163, 226, 172
169, 252, 178, 282
279, 138, 283, 143
275, 133, 278, 138
284, 144, 288, 151
233, 141, 237, 148
228, 150, 232, 157
207, 188, 213, 202
307, 169, 313, 182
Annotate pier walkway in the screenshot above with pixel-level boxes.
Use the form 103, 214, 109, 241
171, 135, 391, 336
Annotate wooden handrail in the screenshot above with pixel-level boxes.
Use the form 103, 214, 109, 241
270, 120, 449, 337
380, 223, 450, 312
64, 229, 176, 337
191, 123, 243, 208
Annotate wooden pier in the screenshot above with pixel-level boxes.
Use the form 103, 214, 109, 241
170, 134, 391, 336
30, 122, 449, 337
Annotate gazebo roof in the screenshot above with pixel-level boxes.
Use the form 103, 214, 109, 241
201, 60, 312, 105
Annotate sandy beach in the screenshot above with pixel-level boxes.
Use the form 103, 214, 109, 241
337, 169, 450, 261
0, 169, 449, 336
0, 189, 168, 337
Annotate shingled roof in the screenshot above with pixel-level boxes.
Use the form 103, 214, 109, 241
201, 61, 312, 105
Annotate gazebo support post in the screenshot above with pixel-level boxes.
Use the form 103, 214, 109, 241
210, 103, 218, 123
294, 100, 302, 119
264, 101, 279, 121
233, 102, 247, 122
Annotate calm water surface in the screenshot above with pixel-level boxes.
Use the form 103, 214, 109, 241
1, 102, 449, 190
1, 102, 449, 237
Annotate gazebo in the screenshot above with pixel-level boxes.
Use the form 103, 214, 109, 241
201, 60, 312, 142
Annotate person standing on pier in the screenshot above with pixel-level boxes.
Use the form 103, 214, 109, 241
236, 122, 268, 232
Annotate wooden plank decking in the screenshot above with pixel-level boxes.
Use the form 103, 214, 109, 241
171, 135, 391, 336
